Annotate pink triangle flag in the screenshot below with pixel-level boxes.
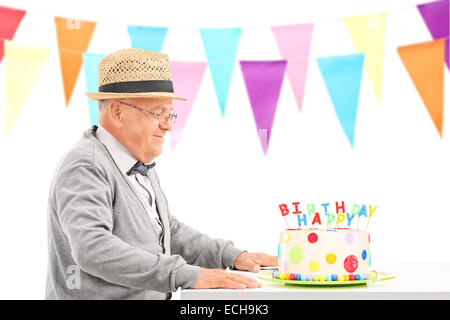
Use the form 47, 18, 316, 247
271, 23, 314, 112
169, 61, 207, 150
0, 5, 26, 63
240, 60, 287, 155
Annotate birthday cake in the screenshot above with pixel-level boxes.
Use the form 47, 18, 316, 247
275, 228, 376, 281
274, 201, 378, 282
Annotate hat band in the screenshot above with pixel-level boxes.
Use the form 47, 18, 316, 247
99, 80, 174, 94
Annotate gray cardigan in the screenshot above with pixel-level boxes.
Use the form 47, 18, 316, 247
45, 125, 243, 299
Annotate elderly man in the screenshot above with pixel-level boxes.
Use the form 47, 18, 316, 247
45, 48, 276, 300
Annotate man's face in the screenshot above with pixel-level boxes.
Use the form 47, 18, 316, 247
115, 97, 174, 163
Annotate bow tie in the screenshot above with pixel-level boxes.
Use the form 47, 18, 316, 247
126, 161, 156, 176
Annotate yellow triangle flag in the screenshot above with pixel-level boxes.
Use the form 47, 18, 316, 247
344, 13, 386, 103
5, 41, 50, 136
54, 17, 96, 107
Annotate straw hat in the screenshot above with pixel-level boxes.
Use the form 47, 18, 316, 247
85, 48, 187, 101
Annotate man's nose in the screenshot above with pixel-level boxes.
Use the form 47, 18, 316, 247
159, 118, 173, 131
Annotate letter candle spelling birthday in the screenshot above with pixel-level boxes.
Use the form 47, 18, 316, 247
321, 203, 330, 228
277, 201, 378, 231
278, 204, 291, 229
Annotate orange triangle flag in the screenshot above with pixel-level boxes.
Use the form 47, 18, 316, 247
397, 39, 445, 137
54, 17, 96, 107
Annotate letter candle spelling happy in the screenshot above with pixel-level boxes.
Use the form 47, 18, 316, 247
365, 205, 377, 231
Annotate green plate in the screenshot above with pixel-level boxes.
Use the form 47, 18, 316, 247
257, 270, 396, 286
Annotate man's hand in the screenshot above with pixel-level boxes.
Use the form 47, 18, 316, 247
193, 268, 262, 289
234, 252, 277, 273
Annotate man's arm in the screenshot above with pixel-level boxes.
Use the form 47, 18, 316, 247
54, 164, 200, 293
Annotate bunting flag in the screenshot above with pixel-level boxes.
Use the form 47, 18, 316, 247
200, 28, 242, 116
417, 0, 449, 69
4, 41, 50, 136
169, 61, 207, 150
127, 25, 168, 52
0, 5, 26, 63
271, 23, 314, 112
317, 53, 365, 147
54, 17, 96, 107
82, 52, 105, 126
344, 13, 386, 103
240, 60, 287, 155
397, 39, 445, 137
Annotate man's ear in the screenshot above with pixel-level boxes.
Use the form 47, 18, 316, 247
109, 101, 124, 128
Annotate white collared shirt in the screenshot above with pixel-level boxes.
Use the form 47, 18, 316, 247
95, 125, 163, 238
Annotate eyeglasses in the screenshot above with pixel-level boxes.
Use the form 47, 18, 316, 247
118, 101, 178, 125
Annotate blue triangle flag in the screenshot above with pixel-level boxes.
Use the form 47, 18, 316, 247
127, 25, 168, 52
200, 28, 242, 116
316, 53, 365, 147
83, 52, 105, 126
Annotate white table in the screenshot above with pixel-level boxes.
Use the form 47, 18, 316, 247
180, 263, 450, 300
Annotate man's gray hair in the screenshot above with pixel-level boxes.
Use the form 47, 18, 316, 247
98, 98, 132, 113
98, 99, 110, 113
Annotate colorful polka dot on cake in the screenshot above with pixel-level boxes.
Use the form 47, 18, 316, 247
325, 253, 336, 264
345, 233, 354, 244
309, 261, 320, 272
308, 232, 318, 243
361, 249, 367, 260
344, 255, 358, 273
289, 246, 304, 264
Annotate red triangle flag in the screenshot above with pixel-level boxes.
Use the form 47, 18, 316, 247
0, 5, 26, 63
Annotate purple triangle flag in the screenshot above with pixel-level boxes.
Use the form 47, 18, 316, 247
240, 60, 287, 155
417, 0, 449, 68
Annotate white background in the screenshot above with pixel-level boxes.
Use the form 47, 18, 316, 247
0, 0, 448, 299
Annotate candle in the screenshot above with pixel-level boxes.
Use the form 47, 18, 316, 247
357, 204, 368, 230
365, 205, 378, 231
279, 203, 291, 229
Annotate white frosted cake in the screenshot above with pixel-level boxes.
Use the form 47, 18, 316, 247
275, 228, 376, 281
